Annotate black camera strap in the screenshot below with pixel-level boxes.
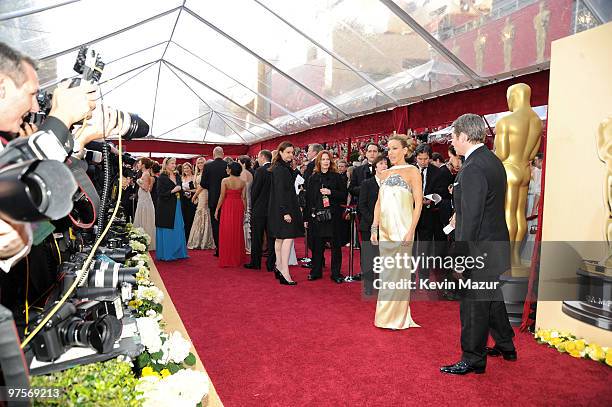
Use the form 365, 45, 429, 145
66, 158, 99, 229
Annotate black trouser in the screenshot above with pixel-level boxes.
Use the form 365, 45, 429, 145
415, 209, 444, 280
359, 230, 378, 292
306, 221, 315, 258
210, 207, 220, 253
460, 284, 515, 367
250, 215, 276, 270
311, 232, 342, 279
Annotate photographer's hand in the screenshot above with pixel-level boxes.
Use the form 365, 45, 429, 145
73, 107, 118, 152
0, 218, 31, 271
18, 123, 38, 138
49, 81, 97, 128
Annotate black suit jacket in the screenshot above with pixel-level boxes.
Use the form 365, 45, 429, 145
251, 162, 272, 218
200, 158, 228, 210
303, 160, 316, 185
453, 146, 510, 275
419, 164, 448, 198
358, 177, 379, 232
348, 162, 374, 198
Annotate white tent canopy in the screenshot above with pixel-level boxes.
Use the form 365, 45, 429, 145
1, 0, 608, 144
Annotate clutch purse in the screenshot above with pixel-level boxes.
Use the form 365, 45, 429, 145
313, 208, 332, 222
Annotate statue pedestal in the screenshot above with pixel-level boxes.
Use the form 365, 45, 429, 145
500, 269, 529, 326
510, 263, 531, 278
561, 261, 612, 331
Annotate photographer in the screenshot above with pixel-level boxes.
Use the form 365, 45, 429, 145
0, 42, 97, 271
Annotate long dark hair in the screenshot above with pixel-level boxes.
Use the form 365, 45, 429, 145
269, 141, 294, 171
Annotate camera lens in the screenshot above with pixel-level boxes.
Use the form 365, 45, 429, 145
61, 315, 121, 353
116, 111, 149, 140
22, 171, 47, 212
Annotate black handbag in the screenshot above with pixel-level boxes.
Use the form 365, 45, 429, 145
314, 208, 332, 222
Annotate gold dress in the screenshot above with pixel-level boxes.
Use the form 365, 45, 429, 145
374, 172, 420, 330
187, 175, 216, 250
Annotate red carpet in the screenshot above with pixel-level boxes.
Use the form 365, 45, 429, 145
156, 243, 612, 406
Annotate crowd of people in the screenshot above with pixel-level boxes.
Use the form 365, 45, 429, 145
123, 129, 541, 295
118, 112, 545, 375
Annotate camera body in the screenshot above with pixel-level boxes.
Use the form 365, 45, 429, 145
30, 301, 122, 362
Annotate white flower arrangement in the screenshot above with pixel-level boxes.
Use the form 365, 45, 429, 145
136, 317, 163, 354
136, 285, 164, 304
129, 226, 152, 245
130, 240, 147, 253
137, 369, 210, 407
160, 331, 192, 365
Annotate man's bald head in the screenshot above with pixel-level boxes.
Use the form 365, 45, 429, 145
213, 146, 224, 159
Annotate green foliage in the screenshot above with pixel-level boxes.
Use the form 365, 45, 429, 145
184, 353, 196, 366
349, 149, 360, 163
31, 359, 141, 406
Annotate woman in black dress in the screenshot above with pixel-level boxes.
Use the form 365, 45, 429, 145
305, 151, 347, 283
180, 162, 197, 240
268, 142, 304, 285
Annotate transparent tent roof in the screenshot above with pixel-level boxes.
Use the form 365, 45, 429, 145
1, 0, 609, 144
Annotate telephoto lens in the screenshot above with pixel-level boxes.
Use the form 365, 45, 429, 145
113, 111, 149, 140
88, 260, 137, 288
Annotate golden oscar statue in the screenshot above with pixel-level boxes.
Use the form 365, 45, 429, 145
563, 118, 612, 329
533, 1, 551, 64
473, 29, 487, 73
583, 117, 612, 275
494, 83, 542, 274
502, 17, 515, 72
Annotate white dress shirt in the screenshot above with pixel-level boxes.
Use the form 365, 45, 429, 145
464, 143, 485, 160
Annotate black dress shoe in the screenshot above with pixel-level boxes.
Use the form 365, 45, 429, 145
307, 274, 322, 281
213, 252, 219, 257
440, 361, 485, 375
485, 347, 517, 361
244, 263, 260, 270
274, 268, 281, 280
331, 275, 345, 284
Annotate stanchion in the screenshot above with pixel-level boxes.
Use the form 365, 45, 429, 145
344, 206, 360, 282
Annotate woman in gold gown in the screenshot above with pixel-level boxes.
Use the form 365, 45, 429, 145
371, 135, 423, 329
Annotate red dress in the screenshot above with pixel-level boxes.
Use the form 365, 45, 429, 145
219, 188, 246, 267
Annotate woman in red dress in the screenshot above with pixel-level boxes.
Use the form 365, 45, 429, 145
215, 162, 247, 267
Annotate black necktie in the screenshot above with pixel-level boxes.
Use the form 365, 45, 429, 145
421, 167, 427, 191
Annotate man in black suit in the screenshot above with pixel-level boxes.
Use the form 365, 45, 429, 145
414, 144, 449, 280
244, 150, 276, 271
358, 155, 389, 295
441, 113, 516, 376
348, 142, 380, 199
195, 146, 228, 256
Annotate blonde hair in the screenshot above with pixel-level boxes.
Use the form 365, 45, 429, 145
193, 156, 205, 179
161, 157, 176, 176
182, 162, 193, 175
388, 134, 416, 158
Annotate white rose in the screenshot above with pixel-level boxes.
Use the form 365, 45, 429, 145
160, 331, 192, 364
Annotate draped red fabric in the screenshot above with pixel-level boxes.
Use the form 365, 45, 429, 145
520, 112, 548, 331
121, 140, 248, 156
248, 70, 549, 155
